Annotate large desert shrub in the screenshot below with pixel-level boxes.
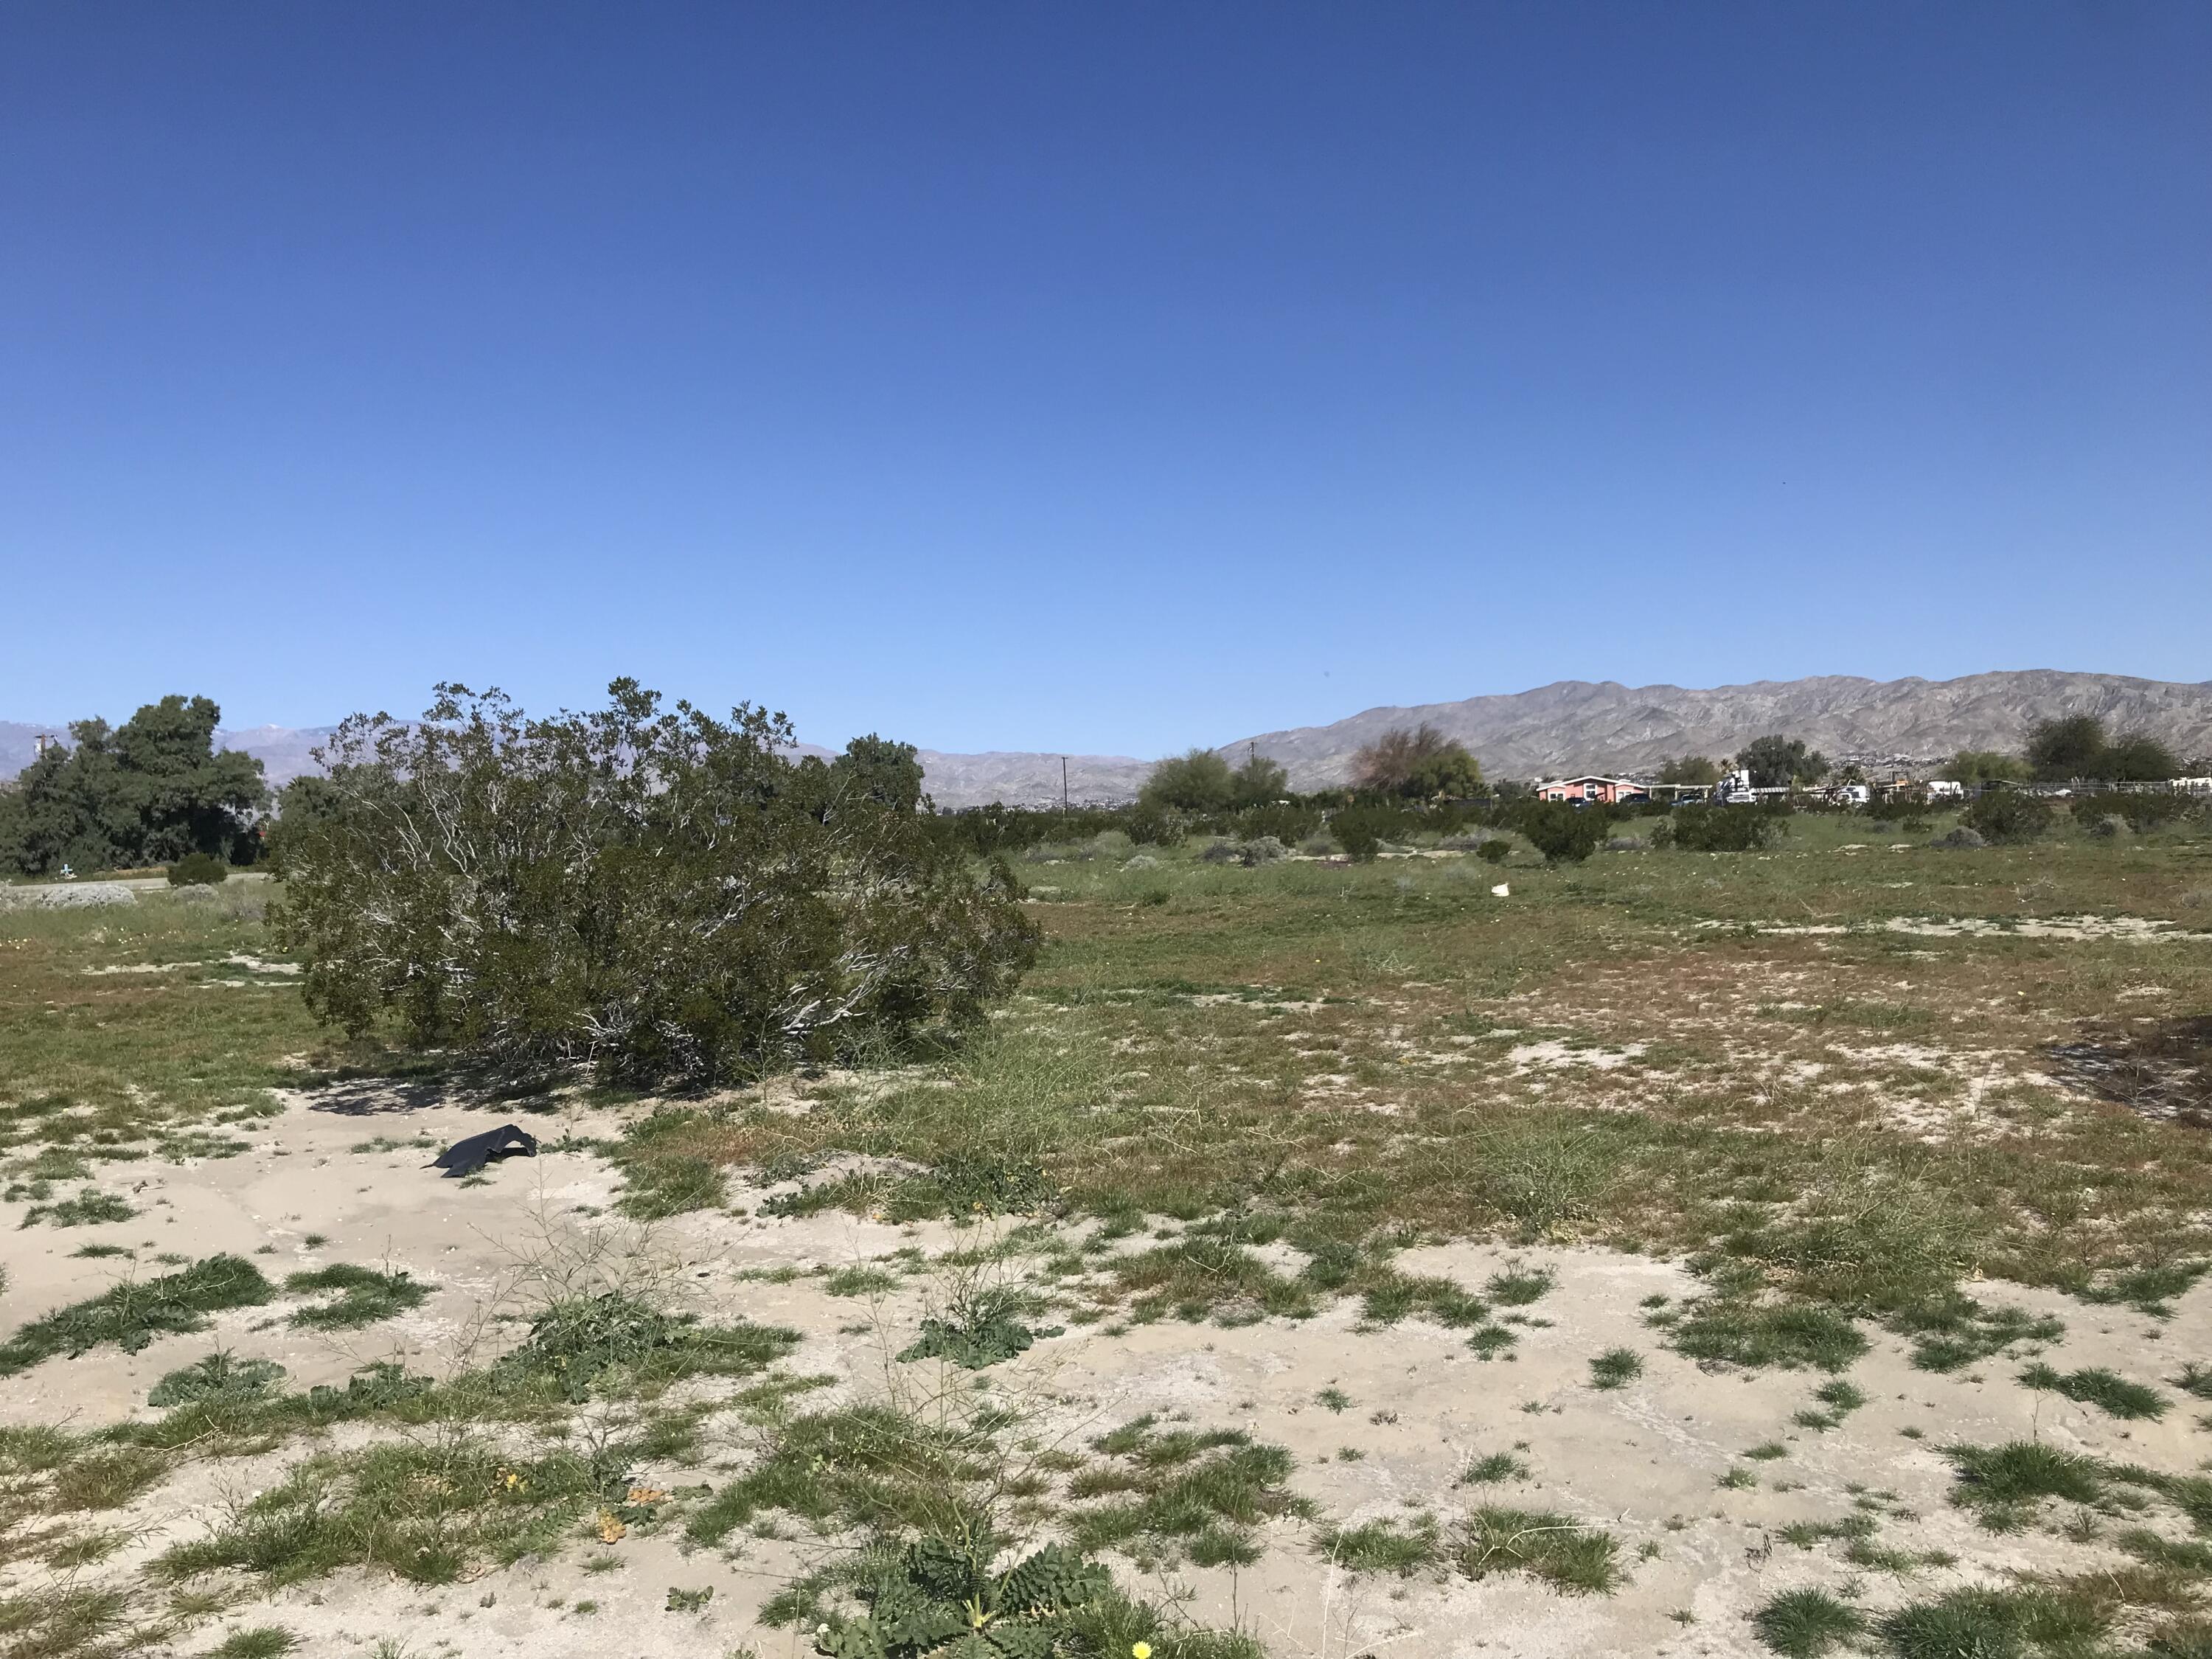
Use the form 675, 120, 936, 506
1655, 803, 1787, 853
1960, 790, 2053, 844
1510, 801, 1607, 865
1138, 749, 1234, 813
1351, 723, 1482, 799
166, 851, 229, 886
271, 682, 1039, 1085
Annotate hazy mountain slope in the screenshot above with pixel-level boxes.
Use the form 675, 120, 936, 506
1221, 671, 2212, 788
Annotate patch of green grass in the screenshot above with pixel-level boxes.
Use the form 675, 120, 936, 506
821, 1266, 900, 1297
0, 1253, 274, 1375
211, 1627, 300, 1658
2019, 1363, 2166, 1421
1744, 1441, 1788, 1461
1485, 1267, 1555, 1307
1357, 1270, 1488, 1328
1587, 1348, 1643, 1390
898, 1283, 1062, 1370
1317, 1515, 1441, 1575
1669, 1300, 1866, 1372
1752, 1587, 1866, 1658
285, 1263, 431, 1331
1879, 1585, 2106, 1659
1944, 1440, 2105, 1531
1456, 1506, 1621, 1594
1794, 1377, 1868, 1431
1067, 1419, 1313, 1570
2176, 1363, 2212, 1402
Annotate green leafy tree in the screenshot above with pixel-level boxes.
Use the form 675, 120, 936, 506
1961, 791, 2055, 844
1940, 750, 2031, 786
1733, 736, 1829, 790
2025, 714, 2110, 781
271, 681, 1038, 1085
2104, 731, 2180, 782
1657, 755, 1720, 786
1512, 801, 1607, 864
1138, 748, 1234, 814
1352, 723, 1481, 798
1, 696, 266, 874
1228, 750, 1290, 807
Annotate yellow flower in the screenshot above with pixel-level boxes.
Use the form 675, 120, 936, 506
1133, 1644, 1152, 1659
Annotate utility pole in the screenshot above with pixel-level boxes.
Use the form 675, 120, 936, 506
1061, 757, 1069, 811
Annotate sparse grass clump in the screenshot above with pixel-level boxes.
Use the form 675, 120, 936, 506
1068, 1418, 1313, 1568
147, 1350, 287, 1408
496, 1291, 799, 1402
1318, 1515, 1441, 1575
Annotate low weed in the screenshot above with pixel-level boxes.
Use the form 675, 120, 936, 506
1318, 1514, 1441, 1575
1069, 1418, 1314, 1569
1667, 1299, 1866, 1372
1587, 1348, 1643, 1390
1752, 1587, 1865, 1658
496, 1291, 798, 1403
1889, 1295, 2064, 1373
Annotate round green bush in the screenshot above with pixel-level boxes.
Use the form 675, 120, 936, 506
167, 851, 229, 886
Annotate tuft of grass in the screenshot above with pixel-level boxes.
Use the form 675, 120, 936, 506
1318, 1516, 1441, 1575
212, 1628, 300, 1658
822, 1266, 900, 1298
1068, 1419, 1315, 1569
497, 1291, 799, 1402
1891, 1295, 2064, 1373
0, 1253, 274, 1374
1457, 1506, 1621, 1594
285, 1263, 430, 1331
1587, 1348, 1643, 1390
1485, 1267, 1556, 1307
1944, 1440, 2105, 1531
2175, 1363, 2212, 1402
1753, 1587, 1866, 1658
2019, 1363, 2167, 1421
1460, 1451, 1531, 1485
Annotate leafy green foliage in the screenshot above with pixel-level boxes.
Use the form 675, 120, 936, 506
271, 681, 1038, 1085
147, 1351, 288, 1409
1961, 790, 2055, 844
1140, 750, 1235, 814
0, 1254, 274, 1375
1656, 755, 1720, 785
495, 1292, 799, 1402
1734, 735, 1828, 789
166, 851, 229, 886
814, 1532, 1111, 1659
1351, 724, 1482, 799
1511, 801, 1608, 865
898, 1285, 1061, 1371
1940, 749, 2031, 786
284, 1264, 431, 1331
1, 695, 268, 874
1658, 804, 1787, 852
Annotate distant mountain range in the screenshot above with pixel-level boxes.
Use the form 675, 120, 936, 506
7, 671, 2209, 809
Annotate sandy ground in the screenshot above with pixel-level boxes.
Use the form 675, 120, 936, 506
4, 1088, 2210, 1658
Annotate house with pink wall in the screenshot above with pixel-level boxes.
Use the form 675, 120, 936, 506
1533, 776, 1649, 805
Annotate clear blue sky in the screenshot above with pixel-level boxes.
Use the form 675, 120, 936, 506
3, 3, 2205, 756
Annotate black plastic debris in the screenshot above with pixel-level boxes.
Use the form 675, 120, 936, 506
431, 1124, 540, 1179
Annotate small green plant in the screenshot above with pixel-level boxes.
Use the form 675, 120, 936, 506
898, 1282, 1061, 1371
1960, 790, 2054, 844
1485, 1267, 1555, 1307
664, 1586, 714, 1613
167, 851, 230, 886
1752, 1587, 1865, 1658
1879, 1585, 2104, 1659
1669, 1300, 1865, 1372
813, 1533, 1108, 1658
497, 1292, 799, 1402
1587, 1348, 1643, 1390
1315, 1386, 1352, 1413
2174, 1363, 2212, 1401
285, 1264, 430, 1331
